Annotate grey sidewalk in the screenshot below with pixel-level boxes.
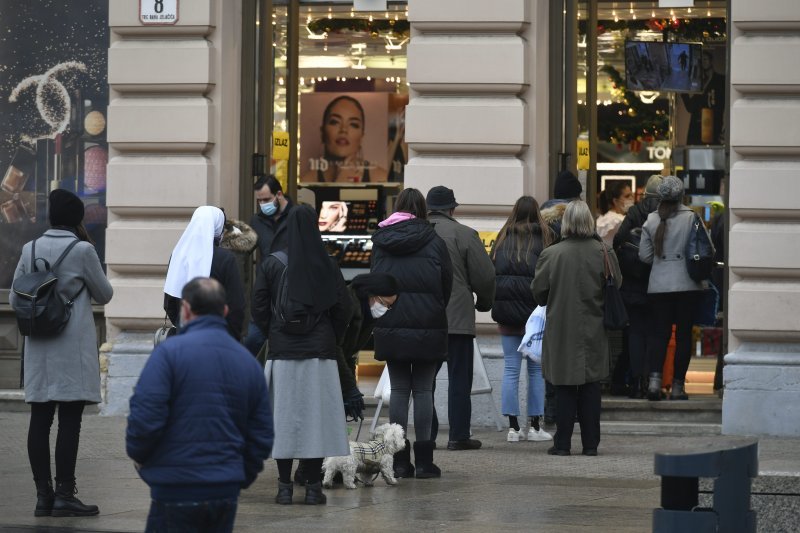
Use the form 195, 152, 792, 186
0, 412, 798, 532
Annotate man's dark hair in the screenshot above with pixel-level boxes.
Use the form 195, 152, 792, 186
254, 175, 283, 194
181, 277, 227, 317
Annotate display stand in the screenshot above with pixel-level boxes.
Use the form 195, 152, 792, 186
369, 339, 504, 434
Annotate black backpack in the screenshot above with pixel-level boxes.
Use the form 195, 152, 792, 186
12, 238, 85, 338
270, 251, 323, 335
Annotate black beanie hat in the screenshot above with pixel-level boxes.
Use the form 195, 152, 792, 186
553, 170, 582, 200
350, 272, 399, 298
48, 189, 85, 228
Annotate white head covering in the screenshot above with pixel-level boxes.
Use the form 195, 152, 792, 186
164, 206, 225, 298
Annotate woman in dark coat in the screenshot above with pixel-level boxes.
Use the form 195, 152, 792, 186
252, 205, 351, 505
10, 189, 113, 517
370, 188, 453, 479
532, 200, 621, 457
163, 206, 245, 340
491, 195, 554, 443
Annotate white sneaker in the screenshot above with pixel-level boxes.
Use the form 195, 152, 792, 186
527, 427, 553, 442
506, 429, 525, 442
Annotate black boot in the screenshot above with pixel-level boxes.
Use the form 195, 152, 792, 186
303, 481, 327, 505
34, 479, 54, 517
52, 481, 99, 517
393, 439, 415, 478
275, 480, 293, 505
646, 372, 663, 402
413, 441, 441, 479
670, 379, 689, 400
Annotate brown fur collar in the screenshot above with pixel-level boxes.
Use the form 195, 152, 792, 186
220, 219, 258, 254
540, 203, 567, 225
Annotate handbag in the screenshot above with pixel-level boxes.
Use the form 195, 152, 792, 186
685, 213, 715, 282
602, 243, 629, 330
153, 313, 177, 346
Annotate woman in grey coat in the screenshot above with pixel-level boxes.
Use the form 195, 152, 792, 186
639, 176, 709, 401
10, 190, 113, 518
532, 201, 621, 457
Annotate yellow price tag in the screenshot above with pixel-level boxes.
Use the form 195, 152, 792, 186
273, 131, 290, 160
478, 231, 498, 256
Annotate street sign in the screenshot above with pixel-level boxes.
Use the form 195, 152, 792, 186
140, 0, 179, 26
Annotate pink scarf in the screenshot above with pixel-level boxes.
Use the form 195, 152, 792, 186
378, 211, 416, 228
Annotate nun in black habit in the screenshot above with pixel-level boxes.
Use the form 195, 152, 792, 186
252, 204, 351, 505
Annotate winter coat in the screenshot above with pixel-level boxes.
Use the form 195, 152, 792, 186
370, 218, 453, 363
164, 246, 246, 340
613, 196, 660, 306
335, 288, 374, 394
639, 205, 706, 294
491, 224, 546, 328
532, 236, 621, 385
428, 211, 495, 336
540, 200, 568, 241
249, 199, 294, 261
251, 255, 350, 361
10, 229, 113, 403
126, 315, 274, 496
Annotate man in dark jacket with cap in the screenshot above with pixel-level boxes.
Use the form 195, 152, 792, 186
427, 186, 496, 451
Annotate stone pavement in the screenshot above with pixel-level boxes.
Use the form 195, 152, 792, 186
0, 412, 798, 532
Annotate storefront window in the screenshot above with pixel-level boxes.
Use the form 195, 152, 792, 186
0, 1, 109, 290
576, 1, 726, 204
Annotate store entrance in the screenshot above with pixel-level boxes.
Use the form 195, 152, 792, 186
553, 1, 729, 399
249, 0, 410, 382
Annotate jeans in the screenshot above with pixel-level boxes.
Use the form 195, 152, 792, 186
28, 401, 85, 484
145, 497, 238, 533
387, 360, 437, 442
242, 321, 267, 357
500, 335, 545, 417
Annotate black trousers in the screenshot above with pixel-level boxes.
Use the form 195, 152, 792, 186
553, 382, 601, 452
445, 334, 474, 442
28, 401, 85, 483
647, 291, 699, 382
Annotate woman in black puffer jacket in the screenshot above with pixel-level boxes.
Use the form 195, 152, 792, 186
491, 196, 554, 443
370, 188, 453, 480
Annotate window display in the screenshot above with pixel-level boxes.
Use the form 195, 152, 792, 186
0, 0, 108, 289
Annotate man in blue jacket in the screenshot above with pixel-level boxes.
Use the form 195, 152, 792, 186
127, 277, 274, 532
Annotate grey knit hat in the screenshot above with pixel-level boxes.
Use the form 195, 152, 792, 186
644, 175, 664, 198
657, 175, 684, 201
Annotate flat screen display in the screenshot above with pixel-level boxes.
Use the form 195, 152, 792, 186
317, 199, 379, 234
625, 41, 702, 93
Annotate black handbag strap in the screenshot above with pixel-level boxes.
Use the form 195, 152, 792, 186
601, 242, 614, 279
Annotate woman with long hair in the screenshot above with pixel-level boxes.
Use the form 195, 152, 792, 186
533, 201, 621, 457
491, 196, 554, 443
11, 189, 114, 517
301, 95, 388, 183
639, 176, 709, 401
370, 188, 453, 478
252, 205, 351, 505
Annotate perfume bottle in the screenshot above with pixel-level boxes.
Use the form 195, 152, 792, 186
1, 146, 36, 194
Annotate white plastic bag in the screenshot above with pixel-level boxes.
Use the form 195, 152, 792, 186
518, 305, 546, 364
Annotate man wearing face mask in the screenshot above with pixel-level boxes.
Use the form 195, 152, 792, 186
244, 175, 294, 355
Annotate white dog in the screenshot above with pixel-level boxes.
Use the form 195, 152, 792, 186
322, 423, 405, 489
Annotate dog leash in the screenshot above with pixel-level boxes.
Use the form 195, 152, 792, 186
354, 417, 364, 441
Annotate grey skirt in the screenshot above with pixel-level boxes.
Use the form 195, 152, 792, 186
266, 358, 350, 460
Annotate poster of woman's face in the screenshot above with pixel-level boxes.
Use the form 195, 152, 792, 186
300, 92, 390, 183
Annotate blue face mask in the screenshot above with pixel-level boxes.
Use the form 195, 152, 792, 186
260, 200, 278, 217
